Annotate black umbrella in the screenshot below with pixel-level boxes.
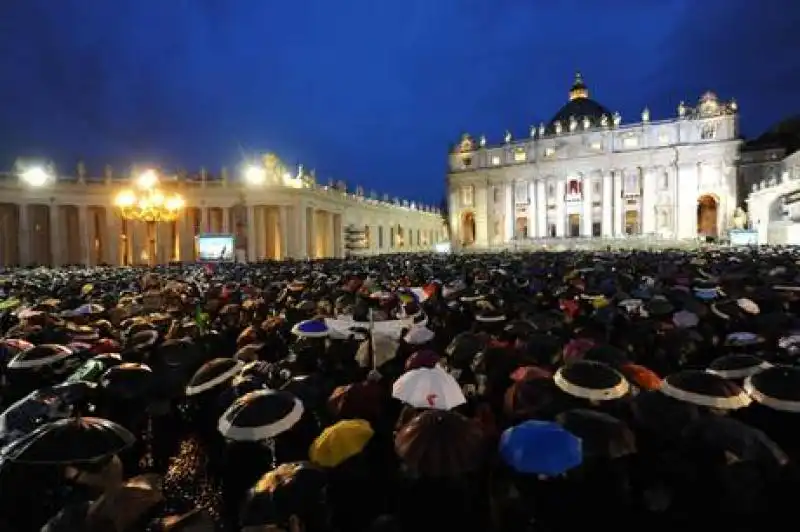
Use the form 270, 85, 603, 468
0, 382, 94, 444
185, 358, 244, 396
7, 344, 75, 371
553, 360, 629, 401
682, 415, 788, 469
240, 461, 329, 530
218, 389, 304, 441
99, 363, 155, 400
744, 365, 800, 412
707, 354, 772, 380
445, 332, 486, 369
0, 416, 135, 464
555, 408, 636, 459
660, 370, 751, 410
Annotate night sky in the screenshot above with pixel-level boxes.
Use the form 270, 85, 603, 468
0, 0, 798, 204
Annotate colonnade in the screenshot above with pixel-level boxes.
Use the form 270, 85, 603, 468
0, 202, 344, 266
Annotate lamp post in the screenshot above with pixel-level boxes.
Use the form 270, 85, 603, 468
113, 170, 185, 266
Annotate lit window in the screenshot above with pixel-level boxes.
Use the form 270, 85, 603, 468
544, 147, 555, 157
623, 136, 638, 148
514, 149, 527, 162
590, 141, 601, 150
701, 125, 716, 140
491, 155, 501, 166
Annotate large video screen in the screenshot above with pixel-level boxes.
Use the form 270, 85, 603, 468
197, 234, 235, 261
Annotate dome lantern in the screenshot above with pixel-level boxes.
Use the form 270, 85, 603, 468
569, 71, 589, 101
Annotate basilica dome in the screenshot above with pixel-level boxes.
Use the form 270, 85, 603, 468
547, 72, 611, 133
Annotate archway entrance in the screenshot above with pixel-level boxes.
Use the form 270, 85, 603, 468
461, 212, 476, 246
515, 217, 528, 239
697, 195, 718, 237
568, 214, 581, 237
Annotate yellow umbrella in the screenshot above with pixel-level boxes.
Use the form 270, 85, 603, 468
309, 419, 374, 468
591, 296, 609, 309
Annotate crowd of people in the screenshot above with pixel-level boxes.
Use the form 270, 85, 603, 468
0, 247, 798, 531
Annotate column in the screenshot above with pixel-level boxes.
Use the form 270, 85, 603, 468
200, 207, 208, 234
554, 180, 565, 237
582, 175, 593, 236
279, 206, 289, 260
246, 205, 256, 262
296, 202, 307, 259
641, 168, 656, 235
78, 205, 90, 266
536, 181, 546, 237
613, 171, 624, 236
505, 182, 514, 241
306, 207, 315, 258
18, 203, 30, 266
106, 211, 121, 266
222, 207, 231, 234
527, 181, 536, 239
602, 173, 613, 236
50, 205, 62, 267
676, 163, 699, 239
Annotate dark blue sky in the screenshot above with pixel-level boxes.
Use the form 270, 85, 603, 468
0, 0, 798, 204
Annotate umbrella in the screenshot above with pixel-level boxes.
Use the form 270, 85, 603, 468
394, 409, 484, 478
631, 389, 702, 441
682, 416, 788, 469
291, 319, 329, 338
405, 350, 440, 371
392, 366, 466, 410
499, 420, 582, 476
403, 325, 435, 345
99, 363, 155, 400
185, 358, 244, 396
445, 332, 487, 369
553, 360, 629, 401
149, 508, 215, 531
707, 354, 772, 380
743, 365, 800, 412
309, 419, 374, 468
327, 381, 383, 420
86, 473, 165, 532
240, 462, 329, 530
510, 365, 553, 382
618, 363, 662, 391
7, 344, 73, 370
659, 370, 751, 410
0, 383, 93, 443
65, 354, 122, 384
218, 389, 304, 441
0, 416, 135, 464
555, 409, 636, 459
503, 377, 559, 421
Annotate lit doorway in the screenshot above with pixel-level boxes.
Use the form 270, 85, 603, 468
568, 214, 581, 237
461, 212, 476, 245
697, 195, 718, 237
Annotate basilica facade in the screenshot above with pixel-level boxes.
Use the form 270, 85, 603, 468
446, 74, 741, 248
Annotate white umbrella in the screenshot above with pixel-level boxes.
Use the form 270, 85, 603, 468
392, 366, 466, 410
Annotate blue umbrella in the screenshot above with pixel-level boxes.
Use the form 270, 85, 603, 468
499, 420, 582, 476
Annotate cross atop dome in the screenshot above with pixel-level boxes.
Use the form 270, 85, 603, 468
569, 71, 589, 101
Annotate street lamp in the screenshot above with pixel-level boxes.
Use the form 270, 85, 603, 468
19, 166, 53, 187
113, 170, 185, 266
244, 165, 266, 185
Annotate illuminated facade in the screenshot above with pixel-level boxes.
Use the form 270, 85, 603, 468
0, 156, 446, 266
447, 73, 741, 248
